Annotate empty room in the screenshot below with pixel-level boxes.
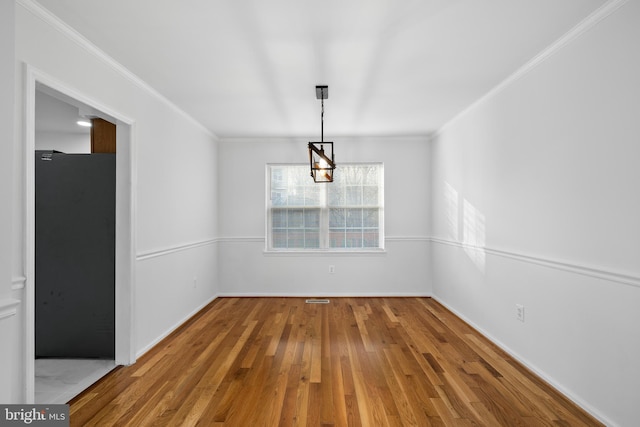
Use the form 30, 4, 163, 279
1, 0, 638, 426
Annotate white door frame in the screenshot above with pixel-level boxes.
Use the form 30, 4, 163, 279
24, 65, 137, 403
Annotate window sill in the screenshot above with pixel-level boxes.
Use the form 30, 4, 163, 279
263, 249, 387, 257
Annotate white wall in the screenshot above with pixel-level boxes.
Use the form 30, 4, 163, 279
0, 0, 21, 405
7, 0, 219, 401
0, 0, 15, 296
218, 136, 431, 296
35, 131, 90, 153
6, 1, 634, 423
430, 2, 640, 426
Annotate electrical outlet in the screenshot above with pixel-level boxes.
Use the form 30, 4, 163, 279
329, 265, 335, 274
516, 304, 524, 322
193, 276, 198, 288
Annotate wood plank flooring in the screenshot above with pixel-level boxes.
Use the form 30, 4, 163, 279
69, 297, 602, 426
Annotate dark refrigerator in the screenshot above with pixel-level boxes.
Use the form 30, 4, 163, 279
35, 151, 116, 359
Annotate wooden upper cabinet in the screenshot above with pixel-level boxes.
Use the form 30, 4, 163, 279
91, 118, 116, 153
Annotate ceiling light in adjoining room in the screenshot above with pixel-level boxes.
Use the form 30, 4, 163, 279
76, 120, 92, 127
308, 85, 335, 183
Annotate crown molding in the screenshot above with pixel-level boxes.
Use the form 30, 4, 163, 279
16, 0, 216, 140
437, 0, 629, 136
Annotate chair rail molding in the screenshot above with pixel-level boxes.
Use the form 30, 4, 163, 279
136, 238, 219, 261
430, 237, 640, 288
0, 299, 20, 321
11, 276, 26, 290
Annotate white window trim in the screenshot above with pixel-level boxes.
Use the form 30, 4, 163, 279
265, 163, 385, 253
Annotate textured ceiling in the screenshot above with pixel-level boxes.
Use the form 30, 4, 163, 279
34, 0, 606, 138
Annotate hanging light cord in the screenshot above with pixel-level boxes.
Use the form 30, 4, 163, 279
320, 88, 324, 143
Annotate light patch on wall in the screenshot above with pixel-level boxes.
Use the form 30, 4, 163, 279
444, 182, 459, 241
463, 199, 486, 273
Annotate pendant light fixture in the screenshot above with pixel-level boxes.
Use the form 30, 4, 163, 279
308, 85, 335, 183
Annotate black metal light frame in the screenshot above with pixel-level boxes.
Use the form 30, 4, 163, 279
308, 85, 335, 183
308, 141, 334, 183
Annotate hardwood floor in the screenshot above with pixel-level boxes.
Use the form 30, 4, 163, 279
69, 297, 602, 426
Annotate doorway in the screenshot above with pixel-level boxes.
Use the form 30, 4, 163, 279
24, 67, 136, 403
35, 91, 116, 361
33, 91, 116, 402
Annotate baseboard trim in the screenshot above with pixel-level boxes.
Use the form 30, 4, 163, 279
431, 296, 614, 427
135, 294, 219, 359
134, 292, 431, 358
216, 292, 432, 298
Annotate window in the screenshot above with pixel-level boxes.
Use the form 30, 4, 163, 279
267, 163, 384, 251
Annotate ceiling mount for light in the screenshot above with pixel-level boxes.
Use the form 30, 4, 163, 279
308, 85, 335, 183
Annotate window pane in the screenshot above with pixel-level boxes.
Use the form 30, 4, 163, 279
272, 209, 286, 228
272, 229, 287, 248
329, 208, 345, 227
341, 167, 359, 184
288, 187, 305, 206
304, 209, 320, 227
288, 230, 304, 248
363, 209, 378, 227
328, 187, 344, 206
305, 230, 320, 248
346, 230, 363, 248
363, 230, 379, 247
291, 169, 308, 186
288, 209, 303, 228
346, 186, 362, 205
268, 163, 382, 250
362, 166, 379, 185
272, 190, 288, 206
332, 168, 346, 185
363, 186, 378, 205
271, 165, 320, 208
271, 168, 286, 187
346, 209, 363, 227
305, 186, 320, 206
329, 229, 345, 248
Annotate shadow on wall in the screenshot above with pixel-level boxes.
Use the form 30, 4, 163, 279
445, 182, 486, 274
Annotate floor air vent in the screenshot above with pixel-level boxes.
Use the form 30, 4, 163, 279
305, 299, 330, 304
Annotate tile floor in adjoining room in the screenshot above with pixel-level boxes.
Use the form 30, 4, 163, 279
35, 359, 116, 404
